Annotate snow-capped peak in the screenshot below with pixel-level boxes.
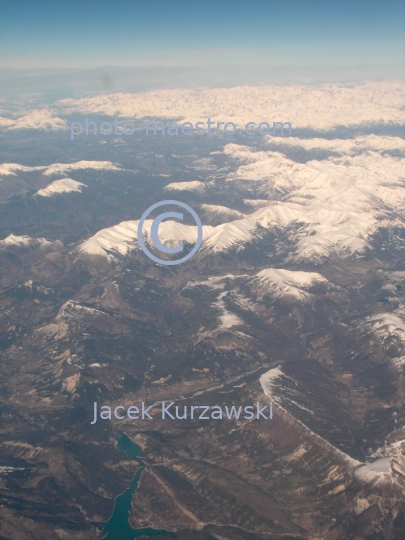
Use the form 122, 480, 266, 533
35, 178, 87, 197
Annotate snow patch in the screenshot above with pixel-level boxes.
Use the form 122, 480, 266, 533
215, 292, 244, 330
260, 368, 284, 400
254, 268, 327, 301
164, 181, 205, 191
35, 178, 87, 197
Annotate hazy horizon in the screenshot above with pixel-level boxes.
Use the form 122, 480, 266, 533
1, 0, 404, 99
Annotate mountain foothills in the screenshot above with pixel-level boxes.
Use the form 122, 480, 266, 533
0, 83, 405, 539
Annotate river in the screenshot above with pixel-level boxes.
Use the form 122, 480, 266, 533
103, 433, 171, 539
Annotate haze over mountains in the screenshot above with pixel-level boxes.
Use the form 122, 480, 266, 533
0, 81, 405, 539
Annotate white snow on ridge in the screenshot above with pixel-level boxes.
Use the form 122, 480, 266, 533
0, 163, 46, 176
260, 368, 380, 481
361, 311, 405, 344
35, 178, 87, 197
186, 268, 327, 303
260, 367, 283, 397
0, 117, 15, 129
164, 180, 205, 191
79, 219, 215, 259
80, 212, 258, 259
56, 81, 405, 130
202, 218, 257, 252
215, 292, 244, 330
0, 160, 123, 177
265, 134, 405, 156
0, 234, 51, 248
75, 135, 405, 262
79, 221, 140, 257
2, 110, 67, 131
361, 310, 405, 371
201, 204, 245, 221
221, 145, 405, 259
243, 199, 269, 208
42, 160, 123, 176
254, 268, 327, 301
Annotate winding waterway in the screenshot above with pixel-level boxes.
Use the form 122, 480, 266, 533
104, 433, 171, 539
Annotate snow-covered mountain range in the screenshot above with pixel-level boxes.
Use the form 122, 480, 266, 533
57, 81, 405, 130
1, 81, 403, 133
77, 137, 405, 261
1, 80, 405, 539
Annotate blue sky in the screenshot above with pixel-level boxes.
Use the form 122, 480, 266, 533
0, 0, 404, 91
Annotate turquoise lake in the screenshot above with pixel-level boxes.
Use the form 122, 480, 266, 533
103, 433, 171, 539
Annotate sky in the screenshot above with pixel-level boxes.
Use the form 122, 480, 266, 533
0, 0, 404, 95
